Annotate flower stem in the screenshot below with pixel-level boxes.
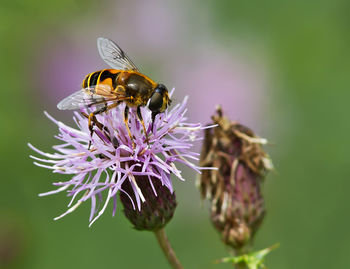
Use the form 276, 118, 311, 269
233, 248, 248, 269
154, 228, 184, 269
234, 262, 247, 269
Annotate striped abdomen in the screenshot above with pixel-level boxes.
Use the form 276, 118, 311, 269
82, 69, 120, 90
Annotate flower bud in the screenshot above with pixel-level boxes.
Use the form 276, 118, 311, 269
199, 107, 272, 250
120, 175, 177, 231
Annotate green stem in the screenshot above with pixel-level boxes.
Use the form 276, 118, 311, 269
234, 248, 248, 269
234, 262, 247, 269
154, 228, 184, 269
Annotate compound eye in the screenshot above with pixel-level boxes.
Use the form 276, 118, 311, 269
149, 92, 164, 112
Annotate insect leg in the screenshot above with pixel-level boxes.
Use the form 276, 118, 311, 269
151, 112, 159, 132
81, 111, 105, 133
88, 105, 108, 134
137, 106, 149, 144
124, 106, 135, 149
87, 105, 108, 149
82, 111, 111, 147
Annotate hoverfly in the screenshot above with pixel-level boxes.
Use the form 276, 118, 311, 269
57, 37, 171, 146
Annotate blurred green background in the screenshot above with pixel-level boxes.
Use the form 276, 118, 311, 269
1, 0, 349, 268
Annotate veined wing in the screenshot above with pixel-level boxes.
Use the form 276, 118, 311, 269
57, 84, 126, 110
97, 37, 139, 71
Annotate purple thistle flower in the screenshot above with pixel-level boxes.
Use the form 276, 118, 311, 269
29, 90, 211, 226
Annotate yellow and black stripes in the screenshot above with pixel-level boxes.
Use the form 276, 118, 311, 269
82, 69, 120, 89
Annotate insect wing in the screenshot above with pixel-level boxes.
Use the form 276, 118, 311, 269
57, 85, 116, 110
97, 37, 139, 71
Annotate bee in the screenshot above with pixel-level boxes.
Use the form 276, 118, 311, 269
57, 37, 171, 146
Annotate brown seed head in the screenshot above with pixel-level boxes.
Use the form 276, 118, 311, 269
199, 106, 272, 250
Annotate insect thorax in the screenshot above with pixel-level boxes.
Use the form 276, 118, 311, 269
121, 72, 155, 103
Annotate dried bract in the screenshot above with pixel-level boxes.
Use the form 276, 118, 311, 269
199, 107, 273, 250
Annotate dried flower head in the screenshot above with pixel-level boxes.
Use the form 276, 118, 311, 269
29, 91, 205, 227
199, 106, 273, 250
